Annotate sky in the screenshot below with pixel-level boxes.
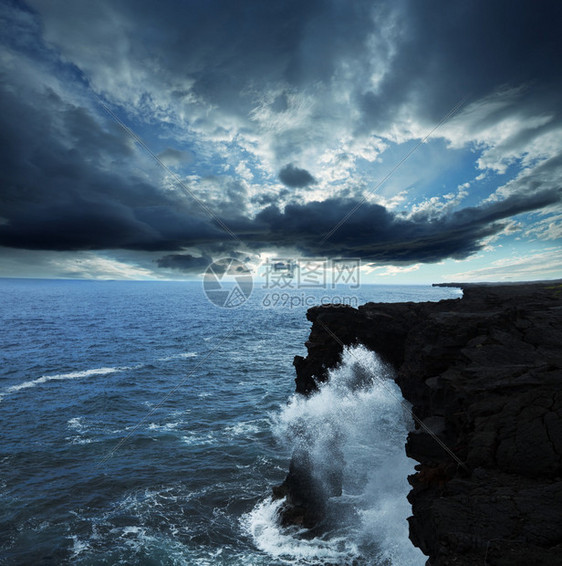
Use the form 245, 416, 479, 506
1, 0, 561, 284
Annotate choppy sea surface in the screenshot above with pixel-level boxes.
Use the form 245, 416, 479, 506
0, 279, 461, 565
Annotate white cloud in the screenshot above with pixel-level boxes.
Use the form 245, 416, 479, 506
524, 211, 562, 241
50, 254, 160, 280
235, 161, 254, 182
404, 187, 469, 220
368, 263, 421, 277
444, 249, 562, 282
0, 249, 162, 279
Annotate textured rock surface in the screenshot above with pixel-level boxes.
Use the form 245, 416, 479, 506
280, 281, 562, 565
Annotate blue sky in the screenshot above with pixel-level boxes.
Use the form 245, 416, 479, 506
0, 0, 561, 283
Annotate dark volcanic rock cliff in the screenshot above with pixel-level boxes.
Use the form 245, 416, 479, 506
281, 281, 562, 565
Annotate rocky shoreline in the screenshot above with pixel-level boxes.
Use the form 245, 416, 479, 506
276, 280, 562, 565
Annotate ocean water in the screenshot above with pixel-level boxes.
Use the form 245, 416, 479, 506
0, 279, 461, 565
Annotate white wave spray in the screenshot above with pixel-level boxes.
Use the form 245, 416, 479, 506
244, 345, 425, 565
0, 366, 133, 400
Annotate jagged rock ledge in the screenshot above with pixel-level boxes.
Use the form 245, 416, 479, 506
276, 280, 562, 565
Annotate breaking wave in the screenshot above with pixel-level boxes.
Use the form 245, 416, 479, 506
243, 345, 425, 565
2, 366, 131, 397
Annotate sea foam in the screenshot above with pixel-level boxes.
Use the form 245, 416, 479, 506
3, 366, 130, 396
244, 345, 425, 565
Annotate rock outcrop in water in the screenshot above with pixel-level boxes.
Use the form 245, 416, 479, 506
277, 281, 562, 565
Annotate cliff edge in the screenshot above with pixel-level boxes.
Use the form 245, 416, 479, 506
278, 281, 562, 565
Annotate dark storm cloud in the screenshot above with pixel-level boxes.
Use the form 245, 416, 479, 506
278, 164, 316, 188
250, 189, 291, 206
243, 189, 562, 262
0, 78, 223, 251
23, 0, 378, 129
26, 0, 372, 99
157, 147, 194, 167
0, 65, 559, 264
357, 0, 562, 131
23, 0, 562, 164
1, 0, 561, 272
